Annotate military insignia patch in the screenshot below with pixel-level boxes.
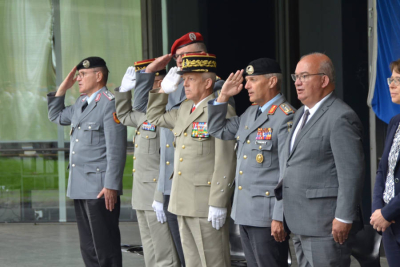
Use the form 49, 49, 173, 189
256, 128, 272, 140
268, 105, 278, 115
256, 153, 264, 163
287, 121, 293, 132
113, 112, 121, 124
246, 65, 254, 75
191, 122, 209, 138
103, 90, 115, 101
95, 93, 101, 102
82, 96, 87, 102
142, 122, 156, 132
279, 104, 294, 115
82, 60, 90, 68
251, 103, 258, 106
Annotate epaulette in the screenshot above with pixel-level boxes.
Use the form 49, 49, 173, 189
103, 90, 115, 101
268, 105, 278, 115
279, 103, 294, 115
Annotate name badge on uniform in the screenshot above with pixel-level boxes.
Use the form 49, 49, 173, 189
142, 122, 156, 132
191, 122, 209, 138
256, 128, 272, 140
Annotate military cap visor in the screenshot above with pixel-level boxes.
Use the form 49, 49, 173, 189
245, 58, 281, 76
77, 57, 107, 70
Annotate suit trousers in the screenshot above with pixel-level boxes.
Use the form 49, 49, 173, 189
164, 194, 186, 266
292, 233, 354, 267
239, 225, 289, 267
136, 210, 180, 267
383, 227, 400, 267
177, 215, 231, 267
74, 198, 122, 267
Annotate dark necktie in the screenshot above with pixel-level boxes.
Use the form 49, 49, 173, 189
255, 108, 262, 120
82, 101, 88, 112
298, 109, 310, 131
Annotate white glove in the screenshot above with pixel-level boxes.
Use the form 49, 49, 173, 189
120, 66, 136, 92
207, 206, 227, 230
161, 67, 181, 94
152, 200, 167, 224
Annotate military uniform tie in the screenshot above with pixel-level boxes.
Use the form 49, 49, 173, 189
82, 101, 88, 112
255, 108, 262, 120
191, 106, 196, 114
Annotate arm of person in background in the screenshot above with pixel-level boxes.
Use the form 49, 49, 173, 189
97, 100, 127, 211
208, 104, 237, 230
146, 89, 179, 129
331, 112, 365, 244
47, 67, 77, 125
271, 112, 294, 242
207, 70, 244, 140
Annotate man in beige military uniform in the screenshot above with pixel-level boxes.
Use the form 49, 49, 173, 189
114, 59, 180, 267
146, 53, 236, 267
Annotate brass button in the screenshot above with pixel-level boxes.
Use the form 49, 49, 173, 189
238, 186, 242, 190
237, 136, 240, 140
166, 144, 170, 148
78, 127, 81, 130
247, 140, 250, 144
182, 145, 185, 149
72, 164, 75, 167
133, 156, 136, 160
178, 171, 182, 175
265, 191, 270, 196
76, 139, 79, 142
184, 133, 187, 136
243, 155, 247, 159
72, 151, 75, 154
208, 181, 211, 185
174, 132, 177, 136
146, 136, 149, 139
135, 144, 138, 148
88, 126, 91, 129
96, 168, 100, 172
137, 132, 140, 135
179, 158, 183, 162
166, 161, 170, 165
198, 137, 202, 140
245, 126, 248, 129
133, 169, 136, 172
239, 171, 243, 175
153, 178, 157, 182
259, 146, 262, 149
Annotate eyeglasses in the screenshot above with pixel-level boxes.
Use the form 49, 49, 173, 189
387, 77, 400, 86
291, 73, 325, 82
75, 71, 98, 79
173, 51, 202, 61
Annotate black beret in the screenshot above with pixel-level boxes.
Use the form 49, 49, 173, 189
76, 57, 107, 70
245, 58, 281, 76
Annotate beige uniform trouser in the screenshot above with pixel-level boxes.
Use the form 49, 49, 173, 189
136, 210, 180, 267
178, 215, 231, 267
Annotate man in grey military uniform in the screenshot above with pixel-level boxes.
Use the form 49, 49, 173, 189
208, 58, 294, 267
146, 53, 236, 267
47, 57, 127, 267
133, 32, 232, 266
114, 58, 180, 267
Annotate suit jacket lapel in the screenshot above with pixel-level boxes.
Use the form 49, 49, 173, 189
288, 94, 336, 159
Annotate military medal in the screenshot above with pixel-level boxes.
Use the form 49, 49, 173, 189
191, 122, 209, 138
256, 153, 264, 163
142, 122, 156, 132
256, 128, 272, 140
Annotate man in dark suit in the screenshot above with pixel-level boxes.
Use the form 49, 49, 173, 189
278, 53, 365, 266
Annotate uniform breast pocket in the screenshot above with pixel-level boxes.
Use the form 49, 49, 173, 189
192, 137, 211, 155
250, 141, 272, 168
83, 122, 100, 145
140, 130, 158, 154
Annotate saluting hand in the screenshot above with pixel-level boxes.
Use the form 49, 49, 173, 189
145, 54, 173, 73
56, 66, 77, 96
217, 70, 244, 103
97, 187, 118, 211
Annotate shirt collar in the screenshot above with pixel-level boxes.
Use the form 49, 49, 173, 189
259, 93, 282, 113
86, 89, 102, 104
304, 92, 332, 116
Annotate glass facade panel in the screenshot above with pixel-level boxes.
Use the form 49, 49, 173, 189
0, 0, 141, 222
